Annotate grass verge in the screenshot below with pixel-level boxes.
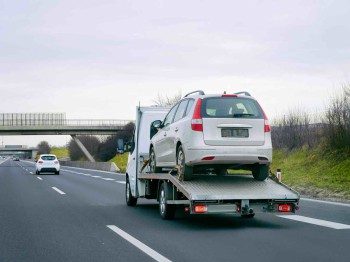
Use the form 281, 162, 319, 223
109, 153, 129, 173
270, 147, 350, 201
50, 147, 69, 159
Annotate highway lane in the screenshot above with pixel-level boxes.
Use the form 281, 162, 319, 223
1, 159, 349, 262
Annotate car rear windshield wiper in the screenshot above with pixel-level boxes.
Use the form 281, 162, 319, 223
233, 113, 255, 117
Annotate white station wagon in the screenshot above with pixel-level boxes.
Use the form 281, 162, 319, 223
149, 91, 272, 181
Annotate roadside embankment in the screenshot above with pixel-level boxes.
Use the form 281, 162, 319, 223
270, 148, 350, 202
60, 161, 120, 173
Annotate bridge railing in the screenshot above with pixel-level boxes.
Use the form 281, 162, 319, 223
0, 119, 132, 127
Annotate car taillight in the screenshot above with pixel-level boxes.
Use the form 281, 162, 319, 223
38, 161, 43, 164
191, 99, 203, 132
194, 205, 207, 214
278, 204, 292, 212
257, 102, 271, 132
54, 161, 59, 164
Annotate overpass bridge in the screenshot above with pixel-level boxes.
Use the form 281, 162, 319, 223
0, 113, 133, 162
0, 146, 39, 159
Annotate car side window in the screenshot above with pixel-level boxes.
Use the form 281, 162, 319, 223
173, 100, 189, 122
184, 99, 194, 116
163, 103, 179, 127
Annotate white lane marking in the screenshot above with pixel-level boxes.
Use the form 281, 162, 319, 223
61, 165, 125, 175
52, 187, 66, 195
37, 177, 43, 181
107, 225, 171, 262
92, 176, 102, 178
102, 178, 115, 181
278, 215, 350, 230
115, 181, 126, 184
30, 172, 34, 174
301, 198, 350, 208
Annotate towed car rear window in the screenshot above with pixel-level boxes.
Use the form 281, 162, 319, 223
201, 97, 263, 119
41, 156, 56, 161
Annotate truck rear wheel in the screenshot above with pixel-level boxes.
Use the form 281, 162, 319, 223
159, 182, 176, 219
252, 165, 269, 181
177, 145, 193, 181
126, 177, 137, 206
149, 147, 162, 173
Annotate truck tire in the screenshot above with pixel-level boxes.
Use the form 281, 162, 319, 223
241, 213, 255, 218
126, 177, 137, 206
159, 182, 176, 219
149, 147, 162, 173
252, 165, 269, 181
177, 145, 193, 181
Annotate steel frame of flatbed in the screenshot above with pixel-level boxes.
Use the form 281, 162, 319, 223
138, 172, 300, 214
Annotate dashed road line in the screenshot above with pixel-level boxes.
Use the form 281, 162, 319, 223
52, 187, 66, 195
30, 172, 34, 174
37, 177, 43, 181
102, 178, 115, 181
107, 225, 171, 262
278, 215, 350, 230
115, 181, 126, 184
92, 175, 102, 178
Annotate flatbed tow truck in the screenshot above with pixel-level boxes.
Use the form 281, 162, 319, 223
126, 106, 300, 219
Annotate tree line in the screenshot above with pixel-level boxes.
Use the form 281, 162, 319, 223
272, 85, 350, 158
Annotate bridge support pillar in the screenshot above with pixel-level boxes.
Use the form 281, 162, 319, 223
71, 135, 95, 162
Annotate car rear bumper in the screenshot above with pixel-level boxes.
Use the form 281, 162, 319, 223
185, 146, 272, 166
37, 167, 60, 172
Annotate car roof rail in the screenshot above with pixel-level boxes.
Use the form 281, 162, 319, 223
184, 90, 205, 97
234, 91, 251, 96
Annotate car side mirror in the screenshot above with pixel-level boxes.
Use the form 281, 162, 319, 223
150, 120, 162, 139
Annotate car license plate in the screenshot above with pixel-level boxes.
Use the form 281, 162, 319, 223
221, 128, 249, 138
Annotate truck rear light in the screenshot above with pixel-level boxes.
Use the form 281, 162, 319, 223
278, 204, 292, 212
194, 205, 207, 214
191, 99, 203, 132
201, 156, 215, 161
38, 161, 43, 164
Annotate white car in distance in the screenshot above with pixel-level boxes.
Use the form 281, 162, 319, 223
36, 154, 60, 175
149, 90, 272, 181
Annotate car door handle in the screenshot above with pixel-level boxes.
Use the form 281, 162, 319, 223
164, 132, 167, 136
175, 127, 179, 132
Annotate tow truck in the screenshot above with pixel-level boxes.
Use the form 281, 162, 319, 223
125, 106, 299, 219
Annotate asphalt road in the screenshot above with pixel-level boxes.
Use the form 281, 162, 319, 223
1, 159, 349, 262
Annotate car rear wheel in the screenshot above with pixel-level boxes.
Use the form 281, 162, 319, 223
55, 171, 60, 175
252, 165, 269, 181
177, 145, 193, 181
215, 168, 228, 176
149, 147, 162, 173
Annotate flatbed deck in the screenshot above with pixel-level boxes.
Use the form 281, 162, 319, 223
138, 173, 299, 201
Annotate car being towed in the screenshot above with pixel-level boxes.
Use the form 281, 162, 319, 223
149, 90, 272, 181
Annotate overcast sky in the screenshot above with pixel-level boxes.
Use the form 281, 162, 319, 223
1, 0, 350, 147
